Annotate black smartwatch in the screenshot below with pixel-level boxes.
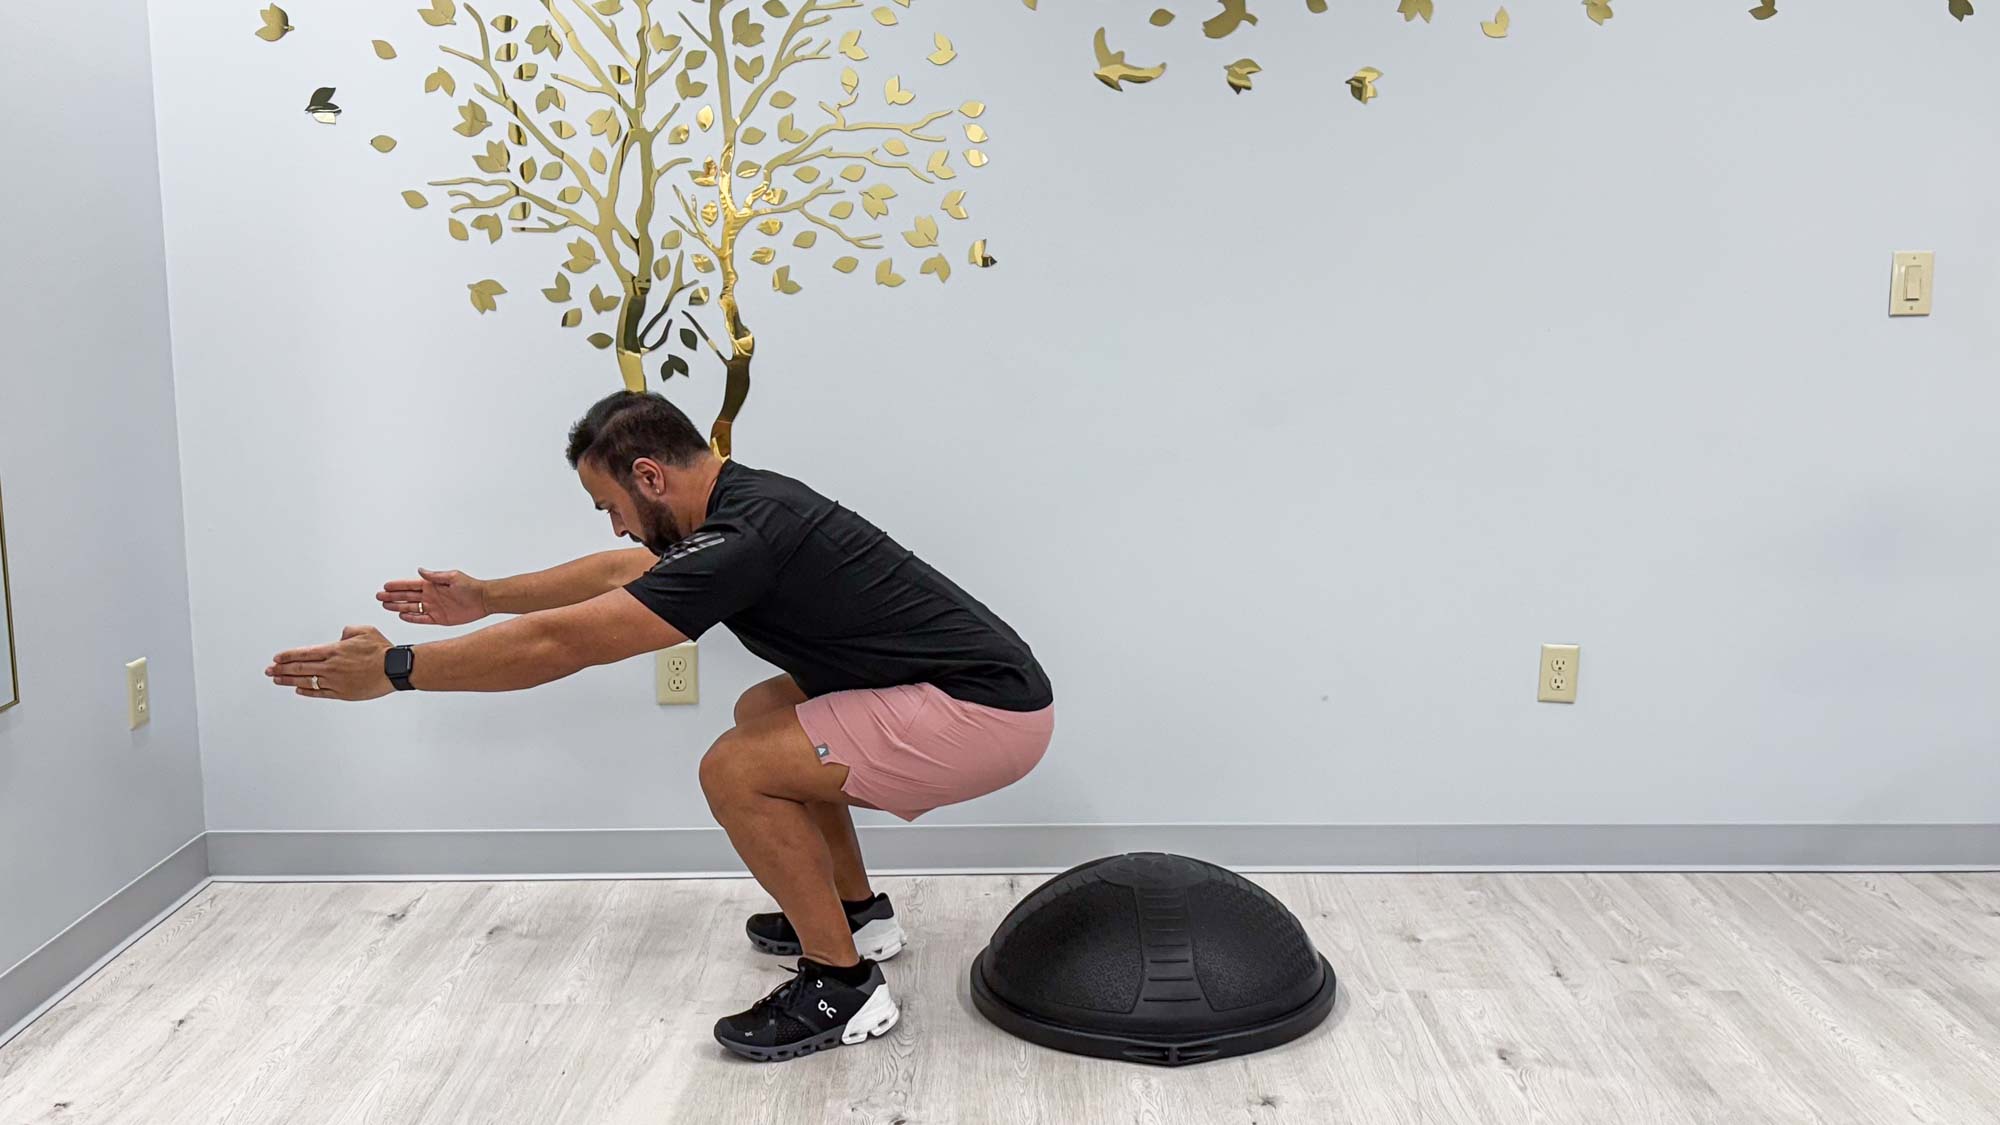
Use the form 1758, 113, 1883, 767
385, 645, 417, 692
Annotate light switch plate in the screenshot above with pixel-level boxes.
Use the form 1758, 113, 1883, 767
1890, 251, 1934, 317
1538, 644, 1579, 704
656, 643, 698, 705
127, 657, 150, 729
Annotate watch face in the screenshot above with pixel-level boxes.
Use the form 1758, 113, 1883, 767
387, 649, 414, 677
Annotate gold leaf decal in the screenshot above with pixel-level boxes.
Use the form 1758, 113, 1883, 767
832, 256, 860, 273
873, 6, 899, 26
750, 247, 777, 265
701, 201, 720, 226
670, 124, 691, 144
841, 164, 868, 183
771, 90, 797, 109
757, 218, 784, 236
698, 105, 716, 131
1224, 58, 1260, 93
590, 150, 609, 175
552, 121, 577, 139
1748, 0, 1777, 16
1203, 0, 1258, 38
875, 258, 905, 287
829, 201, 856, 220
794, 166, 822, 183
839, 30, 868, 61
677, 70, 709, 99
1949, 0, 1972, 18
920, 254, 951, 283
471, 214, 502, 243
689, 287, 710, 306
418, 0, 457, 28
1348, 66, 1381, 103
884, 138, 911, 156
1150, 8, 1176, 26
455, 101, 490, 137
929, 34, 957, 65
448, 218, 469, 241
401, 190, 428, 209
508, 122, 527, 145
541, 162, 563, 181
255, 5, 293, 41
491, 14, 517, 31
742, 126, 767, 145
474, 141, 509, 173
509, 201, 530, 222
1483, 6, 1511, 35
543, 274, 572, 302
587, 332, 615, 350
966, 149, 988, 168
1308, 0, 1328, 9
425, 68, 456, 95
593, 0, 622, 14
961, 100, 986, 118
904, 215, 939, 248
963, 124, 987, 144
647, 24, 678, 52
590, 285, 620, 313
765, 0, 790, 16
1398, 0, 1434, 22
521, 157, 539, 180
371, 135, 398, 153
467, 279, 505, 313
841, 68, 861, 95
558, 186, 584, 203
609, 64, 632, 84
969, 239, 996, 268
561, 308, 583, 327
526, 25, 563, 57
373, 40, 398, 60
773, 266, 802, 294
515, 62, 539, 80
778, 114, 807, 143
885, 76, 915, 106
1094, 29, 1167, 91
736, 56, 766, 81
926, 150, 958, 180
1584, 0, 1613, 24
941, 190, 968, 220
662, 230, 684, 250
565, 238, 599, 273
861, 183, 897, 219
306, 87, 342, 124
732, 8, 767, 46
793, 231, 818, 248
536, 86, 565, 113
694, 254, 716, 272
654, 258, 672, 281
686, 50, 709, 69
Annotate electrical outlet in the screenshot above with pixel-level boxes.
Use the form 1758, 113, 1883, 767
127, 658, 150, 729
1538, 644, 1580, 704
656, 643, 698, 705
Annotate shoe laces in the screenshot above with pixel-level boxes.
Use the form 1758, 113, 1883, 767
755, 961, 836, 1015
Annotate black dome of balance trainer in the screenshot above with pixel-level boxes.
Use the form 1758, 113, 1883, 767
970, 852, 1337, 1067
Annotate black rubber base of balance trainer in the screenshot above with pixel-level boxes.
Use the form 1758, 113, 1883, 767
969, 951, 1337, 1068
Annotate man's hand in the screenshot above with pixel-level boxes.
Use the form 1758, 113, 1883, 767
378, 568, 489, 626
266, 626, 396, 702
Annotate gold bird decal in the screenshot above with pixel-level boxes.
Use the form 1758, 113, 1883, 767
1347, 67, 1381, 104
305, 87, 341, 124
1203, 0, 1258, 39
1748, 0, 1777, 18
1224, 58, 1261, 93
1093, 28, 1168, 91
255, 4, 293, 42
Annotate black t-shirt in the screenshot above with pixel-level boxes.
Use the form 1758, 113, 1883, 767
623, 460, 1053, 712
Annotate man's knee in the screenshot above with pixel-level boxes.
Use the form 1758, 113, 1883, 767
698, 731, 749, 809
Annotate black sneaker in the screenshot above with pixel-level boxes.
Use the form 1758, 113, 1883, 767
714, 958, 900, 1062
746, 893, 906, 960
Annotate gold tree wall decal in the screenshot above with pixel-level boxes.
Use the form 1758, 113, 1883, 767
389, 0, 992, 458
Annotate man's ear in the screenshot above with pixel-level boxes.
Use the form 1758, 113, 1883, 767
630, 458, 666, 496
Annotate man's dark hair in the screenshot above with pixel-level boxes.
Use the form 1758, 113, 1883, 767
565, 391, 710, 480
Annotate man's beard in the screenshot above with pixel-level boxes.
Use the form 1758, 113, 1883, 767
631, 490, 685, 554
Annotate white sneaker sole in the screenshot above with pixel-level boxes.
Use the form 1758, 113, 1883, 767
840, 985, 902, 1045
853, 917, 907, 962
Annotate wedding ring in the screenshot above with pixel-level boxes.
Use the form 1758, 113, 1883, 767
418, 601, 426, 616
311, 676, 321, 691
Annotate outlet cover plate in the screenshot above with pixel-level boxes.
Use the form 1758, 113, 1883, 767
127, 657, 151, 729
656, 643, 698, 706
1538, 644, 1579, 704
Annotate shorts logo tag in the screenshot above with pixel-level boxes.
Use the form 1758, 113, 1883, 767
815, 745, 830, 760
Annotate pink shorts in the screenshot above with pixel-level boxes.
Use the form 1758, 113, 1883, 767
796, 684, 1054, 822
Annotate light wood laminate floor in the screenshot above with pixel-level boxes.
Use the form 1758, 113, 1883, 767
3, 873, 1998, 1124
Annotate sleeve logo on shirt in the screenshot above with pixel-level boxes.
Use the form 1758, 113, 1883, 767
653, 531, 726, 568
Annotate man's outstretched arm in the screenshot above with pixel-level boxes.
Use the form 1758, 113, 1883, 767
266, 589, 686, 700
